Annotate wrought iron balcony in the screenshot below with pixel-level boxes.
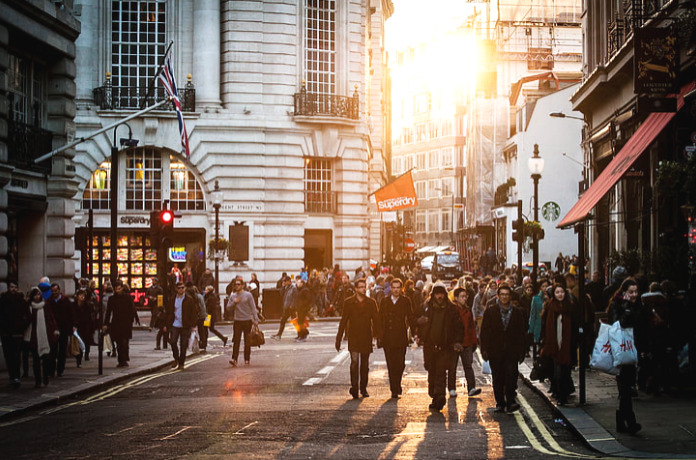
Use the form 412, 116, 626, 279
305, 190, 337, 214
294, 84, 359, 120
93, 76, 195, 112
608, 18, 627, 56
6, 119, 53, 173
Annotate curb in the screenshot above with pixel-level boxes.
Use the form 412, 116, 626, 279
519, 363, 695, 459
0, 356, 175, 421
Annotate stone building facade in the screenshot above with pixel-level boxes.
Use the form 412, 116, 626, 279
70, 0, 391, 301
0, 0, 81, 293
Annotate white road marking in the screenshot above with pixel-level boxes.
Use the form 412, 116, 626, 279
303, 350, 350, 385
234, 421, 259, 435
317, 366, 334, 375
159, 426, 193, 440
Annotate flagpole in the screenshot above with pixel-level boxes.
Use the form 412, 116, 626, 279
368, 168, 416, 197
139, 40, 174, 109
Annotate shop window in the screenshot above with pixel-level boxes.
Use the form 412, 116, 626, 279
169, 156, 204, 211
82, 149, 204, 211
83, 162, 111, 210
126, 148, 162, 210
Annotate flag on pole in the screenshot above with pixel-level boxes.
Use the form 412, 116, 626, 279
372, 170, 419, 212
159, 55, 190, 158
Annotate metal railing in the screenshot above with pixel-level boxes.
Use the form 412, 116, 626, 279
93, 80, 195, 112
7, 119, 53, 173
294, 85, 359, 120
305, 190, 337, 214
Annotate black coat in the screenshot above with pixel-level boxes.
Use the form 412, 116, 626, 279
337, 295, 381, 354
51, 295, 75, 334
419, 298, 464, 350
379, 295, 413, 348
0, 291, 30, 336
165, 294, 198, 329
104, 292, 138, 340
480, 303, 527, 362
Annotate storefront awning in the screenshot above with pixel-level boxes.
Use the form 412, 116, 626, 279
558, 81, 694, 229
416, 246, 435, 253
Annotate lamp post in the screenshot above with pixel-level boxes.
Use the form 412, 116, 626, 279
527, 144, 544, 291
211, 181, 223, 296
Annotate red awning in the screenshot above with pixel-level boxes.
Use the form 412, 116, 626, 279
558, 82, 695, 228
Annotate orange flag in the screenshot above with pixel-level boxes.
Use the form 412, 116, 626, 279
373, 170, 419, 212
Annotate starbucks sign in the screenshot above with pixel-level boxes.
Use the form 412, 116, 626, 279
542, 202, 561, 222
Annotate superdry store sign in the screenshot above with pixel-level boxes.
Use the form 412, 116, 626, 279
373, 170, 419, 212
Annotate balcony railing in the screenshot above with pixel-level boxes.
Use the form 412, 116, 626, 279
607, 0, 670, 58
608, 18, 627, 56
93, 77, 195, 112
294, 84, 359, 120
7, 119, 53, 173
305, 190, 337, 214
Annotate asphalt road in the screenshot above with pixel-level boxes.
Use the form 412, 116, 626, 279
0, 323, 602, 459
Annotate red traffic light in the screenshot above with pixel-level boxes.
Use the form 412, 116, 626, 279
160, 209, 174, 224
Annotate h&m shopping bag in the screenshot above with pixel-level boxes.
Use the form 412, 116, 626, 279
609, 321, 638, 367
590, 322, 619, 375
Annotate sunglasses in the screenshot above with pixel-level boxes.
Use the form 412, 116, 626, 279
177, 286, 185, 289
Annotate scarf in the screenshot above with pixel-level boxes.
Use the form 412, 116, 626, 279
499, 303, 512, 330
25, 301, 50, 357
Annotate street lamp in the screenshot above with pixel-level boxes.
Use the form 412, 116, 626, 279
549, 112, 585, 121
211, 180, 223, 296
527, 144, 544, 291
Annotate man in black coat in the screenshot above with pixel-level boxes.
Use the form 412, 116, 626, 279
378, 278, 414, 399
336, 278, 381, 399
480, 284, 528, 413
417, 283, 464, 411
103, 280, 139, 367
0, 282, 30, 387
50, 283, 75, 377
164, 281, 199, 370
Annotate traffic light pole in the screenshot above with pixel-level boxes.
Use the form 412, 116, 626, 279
517, 200, 523, 285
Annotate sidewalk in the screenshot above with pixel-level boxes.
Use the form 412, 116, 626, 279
520, 357, 696, 458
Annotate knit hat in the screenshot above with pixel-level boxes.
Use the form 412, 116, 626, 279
432, 282, 447, 295
415, 280, 424, 289
612, 266, 628, 280
38, 282, 52, 301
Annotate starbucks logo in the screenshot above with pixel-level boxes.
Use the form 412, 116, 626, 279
542, 202, 561, 222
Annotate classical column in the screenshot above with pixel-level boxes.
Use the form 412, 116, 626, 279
193, 0, 221, 109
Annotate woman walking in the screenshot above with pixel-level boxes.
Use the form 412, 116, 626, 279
73, 289, 95, 366
24, 288, 59, 387
607, 278, 644, 434
540, 283, 577, 405
226, 279, 259, 366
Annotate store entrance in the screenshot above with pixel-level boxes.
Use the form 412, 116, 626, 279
77, 227, 205, 308
304, 229, 332, 271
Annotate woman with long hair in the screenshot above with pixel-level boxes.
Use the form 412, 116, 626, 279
606, 278, 644, 434
540, 283, 576, 405
24, 287, 59, 387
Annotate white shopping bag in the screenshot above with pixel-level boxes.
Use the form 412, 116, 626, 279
590, 322, 619, 375
188, 329, 200, 354
609, 321, 638, 367
482, 360, 492, 375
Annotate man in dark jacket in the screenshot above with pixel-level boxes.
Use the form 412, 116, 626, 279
163, 281, 199, 370
379, 278, 414, 399
50, 283, 75, 377
480, 284, 527, 413
295, 279, 313, 341
336, 278, 381, 399
271, 276, 297, 340
0, 282, 30, 387
103, 280, 139, 367
417, 283, 464, 411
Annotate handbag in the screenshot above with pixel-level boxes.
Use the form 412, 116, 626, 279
188, 329, 200, 354
203, 314, 211, 327
530, 355, 554, 381
69, 335, 81, 356
590, 322, 619, 375
249, 323, 265, 347
609, 321, 638, 367
103, 333, 113, 354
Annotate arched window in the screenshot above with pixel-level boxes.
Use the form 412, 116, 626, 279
81, 149, 205, 211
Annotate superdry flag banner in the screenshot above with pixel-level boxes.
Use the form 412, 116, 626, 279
373, 170, 419, 212
159, 56, 190, 158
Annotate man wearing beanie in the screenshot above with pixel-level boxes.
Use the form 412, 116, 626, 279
417, 282, 464, 411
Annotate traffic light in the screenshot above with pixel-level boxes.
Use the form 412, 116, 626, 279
159, 209, 174, 247
512, 218, 525, 243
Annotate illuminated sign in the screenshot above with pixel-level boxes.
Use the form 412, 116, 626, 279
168, 247, 187, 262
